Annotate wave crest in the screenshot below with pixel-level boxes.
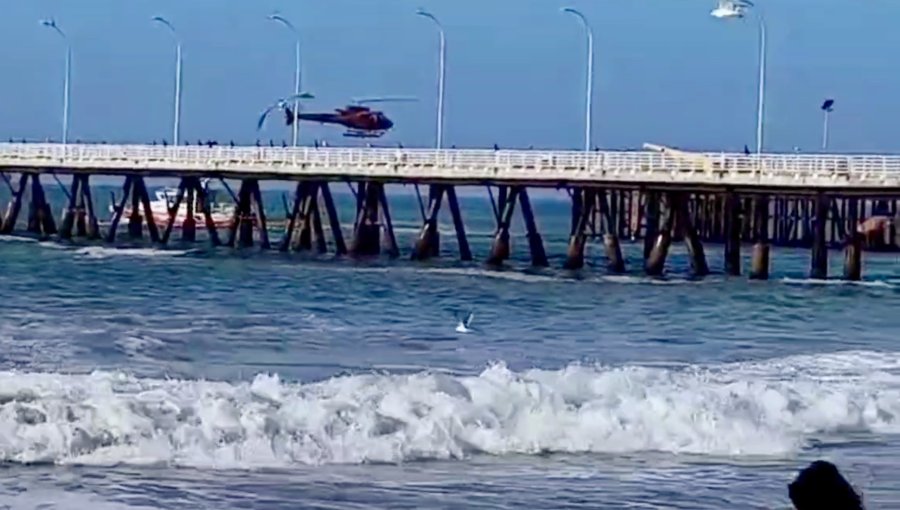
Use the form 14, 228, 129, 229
1, 351, 899, 468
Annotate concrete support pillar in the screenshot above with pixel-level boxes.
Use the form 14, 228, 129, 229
749, 195, 771, 280
645, 194, 675, 276
723, 191, 742, 276
843, 198, 862, 281
564, 188, 588, 270
810, 193, 829, 279
350, 182, 382, 257
488, 186, 517, 266
411, 185, 444, 261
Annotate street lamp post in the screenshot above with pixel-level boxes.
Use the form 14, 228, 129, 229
561, 7, 594, 153
416, 8, 446, 150
40, 19, 70, 145
269, 14, 302, 147
821, 99, 834, 151
712, 3, 766, 174
152, 16, 182, 146
755, 16, 766, 158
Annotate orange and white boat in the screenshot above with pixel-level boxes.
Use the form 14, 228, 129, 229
110, 186, 237, 229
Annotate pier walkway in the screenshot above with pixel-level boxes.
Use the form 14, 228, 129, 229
2, 143, 900, 192
0, 142, 898, 282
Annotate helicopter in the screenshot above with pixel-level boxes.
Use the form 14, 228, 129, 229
258, 95, 416, 139
710, 0, 753, 18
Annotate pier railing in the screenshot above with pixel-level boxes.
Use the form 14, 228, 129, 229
1, 143, 900, 188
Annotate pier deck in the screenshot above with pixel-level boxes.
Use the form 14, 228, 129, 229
2, 143, 900, 193
1, 142, 898, 281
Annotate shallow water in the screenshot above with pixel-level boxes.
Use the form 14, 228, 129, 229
1, 190, 899, 509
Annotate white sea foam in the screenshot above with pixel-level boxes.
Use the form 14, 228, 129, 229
0, 235, 38, 243
781, 277, 895, 289
73, 246, 198, 260
0, 489, 160, 510
1, 350, 899, 469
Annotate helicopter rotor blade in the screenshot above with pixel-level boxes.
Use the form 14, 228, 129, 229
352, 96, 419, 105
257, 104, 279, 131
257, 92, 314, 131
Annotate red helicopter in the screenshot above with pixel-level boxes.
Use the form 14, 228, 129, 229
258, 95, 416, 139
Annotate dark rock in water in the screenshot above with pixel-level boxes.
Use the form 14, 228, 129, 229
788, 460, 863, 510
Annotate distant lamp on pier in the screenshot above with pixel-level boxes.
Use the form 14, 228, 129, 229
151, 16, 183, 147
561, 7, 595, 153
821, 98, 835, 151
268, 13, 303, 147
39, 18, 71, 145
416, 8, 447, 150
711, 0, 766, 162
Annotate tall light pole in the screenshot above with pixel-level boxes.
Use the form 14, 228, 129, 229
755, 16, 766, 158
821, 98, 834, 151
712, 3, 766, 159
152, 16, 182, 146
416, 8, 446, 150
40, 19, 70, 145
562, 7, 594, 153
269, 13, 302, 147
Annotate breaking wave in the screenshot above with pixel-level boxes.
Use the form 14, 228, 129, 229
1, 350, 899, 469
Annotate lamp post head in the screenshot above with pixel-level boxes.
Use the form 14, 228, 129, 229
416, 8, 439, 24
710, 0, 754, 19
152, 16, 177, 34
40, 18, 67, 39
268, 13, 298, 32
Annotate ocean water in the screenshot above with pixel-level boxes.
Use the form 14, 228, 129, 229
1, 186, 899, 509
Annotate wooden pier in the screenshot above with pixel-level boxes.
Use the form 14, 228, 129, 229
1, 142, 898, 281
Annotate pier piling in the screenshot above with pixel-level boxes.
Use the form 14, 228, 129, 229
26, 174, 56, 238
749, 196, 771, 280
645, 194, 675, 276
445, 187, 472, 261
350, 182, 383, 257
183, 185, 197, 243
487, 185, 517, 266
724, 191, 742, 276
564, 188, 589, 270
810, 193, 829, 279
0, 174, 26, 234
843, 198, 863, 281
411, 184, 444, 261
676, 193, 709, 277
319, 183, 347, 256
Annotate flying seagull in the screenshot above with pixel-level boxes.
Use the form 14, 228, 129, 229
455, 311, 475, 333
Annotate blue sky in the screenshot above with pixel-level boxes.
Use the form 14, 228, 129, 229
2, 0, 900, 153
